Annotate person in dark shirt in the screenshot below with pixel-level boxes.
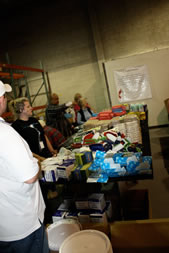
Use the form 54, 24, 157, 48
12, 98, 57, 158
46, 93, 73, 138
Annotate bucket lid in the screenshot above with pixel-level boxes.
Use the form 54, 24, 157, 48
47, 219, 81, 251
59, 229, 112, 253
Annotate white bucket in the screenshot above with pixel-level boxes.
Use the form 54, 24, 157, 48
47, 219, 81, 253
59, 229, 113, 253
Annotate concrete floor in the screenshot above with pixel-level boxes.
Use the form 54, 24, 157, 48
119, 127, 169, 219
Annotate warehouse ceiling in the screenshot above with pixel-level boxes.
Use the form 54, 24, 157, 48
1, 0, 46, 16
0, 0, 89, 55
1, 0, 34, 10
1, 0, 43, 8
0, 0, 55, 54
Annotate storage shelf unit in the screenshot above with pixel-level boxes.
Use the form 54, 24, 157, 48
0, 62, 50, 106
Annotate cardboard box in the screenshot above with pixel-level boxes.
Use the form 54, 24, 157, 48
57, 163, 74, 179
84, 151, 93, 163
75, 153, 86, 165
81, 222, 110, 236
71, 163, 91, 181
110, 219, 169, 253
88, 193, 106, 211
75, 197, 89, 210
42, 166, 58, 182
78, 211, 91, 224
90, 210, 108, 224
75, 152, 93, 166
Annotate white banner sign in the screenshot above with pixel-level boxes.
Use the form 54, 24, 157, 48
114, 65, 152, 102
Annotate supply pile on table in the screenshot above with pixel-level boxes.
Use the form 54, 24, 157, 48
41, 103, 152, 183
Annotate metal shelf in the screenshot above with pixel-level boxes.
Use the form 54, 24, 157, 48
0, 60, 50, 106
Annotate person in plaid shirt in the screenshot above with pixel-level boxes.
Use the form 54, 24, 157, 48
39, 120, 66, 150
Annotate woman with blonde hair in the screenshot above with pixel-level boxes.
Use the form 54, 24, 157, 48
73, 93, 95, 124
12, 97, 57, 158
73, 93, 82, 104
77, 98, 93, 125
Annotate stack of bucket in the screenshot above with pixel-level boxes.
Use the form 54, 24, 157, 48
60, 229, 113, 253
47, 219, 81, 253
47, 220, 113, 253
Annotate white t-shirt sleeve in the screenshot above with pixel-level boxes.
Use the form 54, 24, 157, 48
0, 124, 39, 183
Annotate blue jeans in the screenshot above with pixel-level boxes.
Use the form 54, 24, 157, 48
0, 223, 49, 253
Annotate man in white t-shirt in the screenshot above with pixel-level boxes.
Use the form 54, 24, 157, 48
0, 80, 49, 253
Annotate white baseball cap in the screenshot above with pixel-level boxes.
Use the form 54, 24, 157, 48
0, 80, 12, 97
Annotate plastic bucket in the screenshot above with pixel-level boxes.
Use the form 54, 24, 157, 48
47, 219, 81, 253
59, 229, 113, 253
